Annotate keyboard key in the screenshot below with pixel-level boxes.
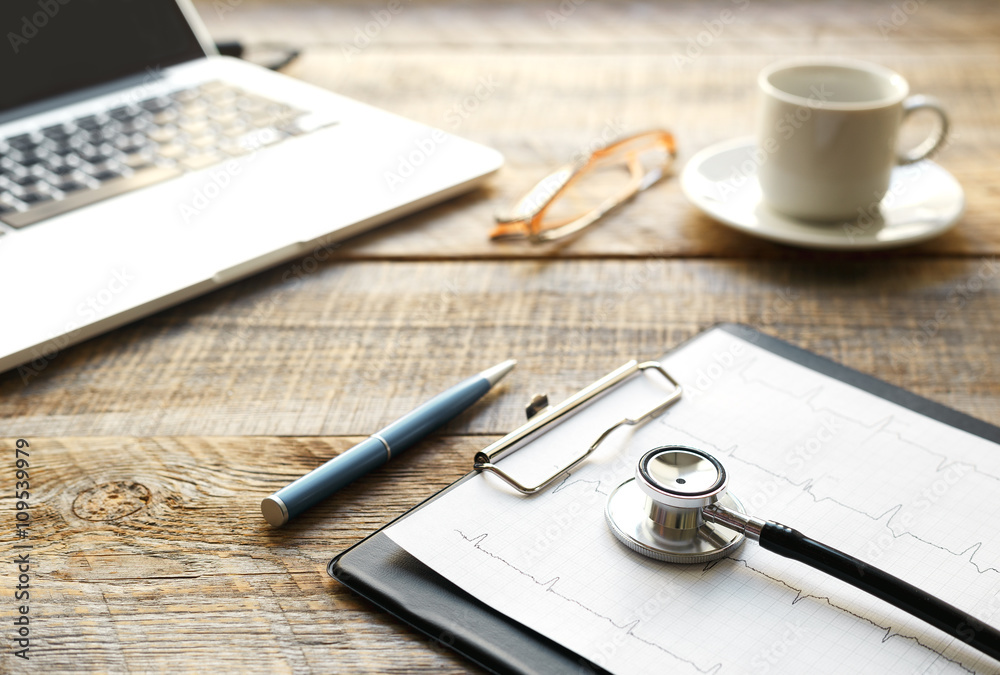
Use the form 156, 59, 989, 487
170, 87, 200, 103
180, 101, 209, 118
203, 89, 239, 108
155, 143, 188, 160
113, 133, 151, 153
147, 126, 179, 144
121, 151, 156, 171
235, 96, 266, 113
117, 118, 151, 135
83, 125, 120, 144
208, 108, 241, 126
6, 133, 41, 151
87, 167, 123, 182
49, 142, 80, 157
221, 121, 252, 138
74, 114, 107, 130
139, 96, 173, 113
153, 109, 180, 125
1, 165, 182, 228
179, 118, 210, 135
42, 124, 73, 141
188, 133, 220, 150
81, 151, 113, 166
47, 162, 80, 176
53, 178, 88, 194
10, 173, 44, 187
19, 191, 54, 205
108, 105, 141, 122
11, 151, 48, 168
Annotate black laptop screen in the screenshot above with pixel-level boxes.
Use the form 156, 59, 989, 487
1, 0, 205, 113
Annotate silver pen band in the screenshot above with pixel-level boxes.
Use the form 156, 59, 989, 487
371, 433, 392, 461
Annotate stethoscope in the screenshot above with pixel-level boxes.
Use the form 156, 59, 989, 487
606, 445, 1000, 663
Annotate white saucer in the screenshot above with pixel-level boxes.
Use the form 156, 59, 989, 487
679, 137, 965, 250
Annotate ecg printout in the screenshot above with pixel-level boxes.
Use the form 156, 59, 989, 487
386, 328, 1000, 674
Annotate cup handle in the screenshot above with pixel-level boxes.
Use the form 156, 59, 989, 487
897, 94, 950, 165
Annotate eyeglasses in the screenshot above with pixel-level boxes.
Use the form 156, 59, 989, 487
490, 130, 676, 243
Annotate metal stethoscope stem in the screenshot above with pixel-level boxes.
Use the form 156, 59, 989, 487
605, 445, 1000, 664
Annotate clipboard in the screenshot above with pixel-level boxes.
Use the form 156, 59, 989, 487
328, 324, 1000, 674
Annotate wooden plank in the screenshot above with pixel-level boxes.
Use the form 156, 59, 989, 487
287, 50, 1000, 260
0, 435, 484, 674
185, 0, 1000, 258
194, 0, 1000, 48
2, 258, 997, 437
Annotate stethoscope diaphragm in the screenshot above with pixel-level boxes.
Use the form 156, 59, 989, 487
605, 446, 749, 563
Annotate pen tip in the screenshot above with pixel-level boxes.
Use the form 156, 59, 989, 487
483, 359, 517, 386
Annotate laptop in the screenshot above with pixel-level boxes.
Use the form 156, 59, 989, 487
0, 0, 502, 379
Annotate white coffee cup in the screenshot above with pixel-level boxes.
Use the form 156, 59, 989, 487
755, 57, 949, 222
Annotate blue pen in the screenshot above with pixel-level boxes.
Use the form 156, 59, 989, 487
261, 359, 516, 526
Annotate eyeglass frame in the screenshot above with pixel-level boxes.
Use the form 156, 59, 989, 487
490, 129, 677, 243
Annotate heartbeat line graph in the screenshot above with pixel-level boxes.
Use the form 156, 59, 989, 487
659, 421, 1000, 578
454, 525, 977, 675
387, 329, 1000, 675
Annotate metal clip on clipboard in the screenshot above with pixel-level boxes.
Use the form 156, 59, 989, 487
473, 360, 682, 494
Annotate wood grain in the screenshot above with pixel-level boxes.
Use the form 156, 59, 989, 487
0, 435, 484, 674
2, 257, 999, 435
3, 1, 1000, 673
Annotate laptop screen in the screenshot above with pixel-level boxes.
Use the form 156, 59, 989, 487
1, 0, 205, 114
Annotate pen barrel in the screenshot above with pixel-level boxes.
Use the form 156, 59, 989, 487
379, 375, 491, 452
271, 436, 389, 522
263, 367, 504, 526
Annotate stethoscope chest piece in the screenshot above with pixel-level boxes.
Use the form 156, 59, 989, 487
605, 445, 748, 563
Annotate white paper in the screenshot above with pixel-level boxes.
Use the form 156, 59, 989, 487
387, 328, 1000, 674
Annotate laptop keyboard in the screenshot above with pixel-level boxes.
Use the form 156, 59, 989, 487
0, 81, 323, 229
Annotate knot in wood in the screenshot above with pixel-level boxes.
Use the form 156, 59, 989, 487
73, 481, 151, 521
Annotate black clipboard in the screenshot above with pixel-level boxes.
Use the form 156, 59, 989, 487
328, 324, 1000, 674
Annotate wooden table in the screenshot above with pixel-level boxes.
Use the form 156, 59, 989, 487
3, 1, 999, 672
